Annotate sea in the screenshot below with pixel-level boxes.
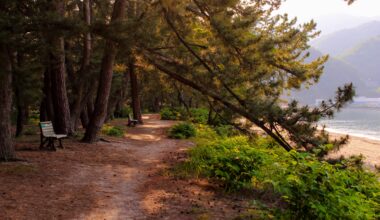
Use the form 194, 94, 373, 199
320, 107, 380, 141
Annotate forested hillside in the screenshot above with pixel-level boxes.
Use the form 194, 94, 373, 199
340, 36, 380, 86
292, 21, 380, 103
312, 21, 380, 56
288, 48, 375, 104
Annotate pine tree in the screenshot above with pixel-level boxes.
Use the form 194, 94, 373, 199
142, 0, 354, 154
83, 0, 128, 143
0, 43, 14, 161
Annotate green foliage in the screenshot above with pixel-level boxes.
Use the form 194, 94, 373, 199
190, 136, 265, 190
101, 125, 125, 137
169, 122, 196, 139
189, 108, 209, 124
160, 107, 182, 120
194, 124, 219, 141
271, 152, 380, 219
183, 134, 380, 219
160, 107, 209, 124
114, 105, 132, 118
214, 125, 238, 137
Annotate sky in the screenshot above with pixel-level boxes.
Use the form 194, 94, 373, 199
278, 0, 380, 22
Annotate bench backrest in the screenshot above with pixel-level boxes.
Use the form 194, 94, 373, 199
40, 121, 56, 137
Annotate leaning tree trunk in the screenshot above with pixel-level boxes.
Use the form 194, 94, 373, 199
48, 0, 72, 135
129, 58, 143, 124
83, 0, 127, 143
0, 44, 15, 161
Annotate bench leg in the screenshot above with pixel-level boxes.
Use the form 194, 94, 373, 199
40, 137, 49, 149
47, 138, 56, 151
58, 139, 64, 149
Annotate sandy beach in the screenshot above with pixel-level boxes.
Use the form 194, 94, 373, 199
329, 132, 380, 168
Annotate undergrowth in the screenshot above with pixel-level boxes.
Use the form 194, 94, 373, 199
176, 125, 380, 219
101, 124, 125, 137
169, 122, 196, 139
160, 107, 210, 124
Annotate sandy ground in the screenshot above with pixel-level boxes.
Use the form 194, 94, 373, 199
0, 114, 188, 219
328, 133, 380, 168
1, 114, 378, 219
0, 114, 257, 220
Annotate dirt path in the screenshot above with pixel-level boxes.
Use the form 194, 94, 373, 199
0, 114, 193, 219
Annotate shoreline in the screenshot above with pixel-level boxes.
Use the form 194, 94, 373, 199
324, 127, 380, 142
328, 131, 380, 168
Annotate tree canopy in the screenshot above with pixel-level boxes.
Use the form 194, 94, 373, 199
0, 0, 355, 160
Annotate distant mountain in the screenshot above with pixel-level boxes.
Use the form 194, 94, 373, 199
314, 14, 379, 36
339, 37, 380, 87
311, 21, 380, 56
286, 48, 375, 104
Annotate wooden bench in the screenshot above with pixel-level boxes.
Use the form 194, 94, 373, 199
127, 113, 138, 127
39, 121, 67, 150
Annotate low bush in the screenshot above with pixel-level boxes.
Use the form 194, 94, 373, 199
214, 125, 239, 137
194, 124, 219, 141
160, 107, 209, 123
101, 125, 125, 137
189, 108, 209, 124
160, 107, 181, 120
114, 106, 132, 118
182, 134, 380, 219
169, 122, 196, 139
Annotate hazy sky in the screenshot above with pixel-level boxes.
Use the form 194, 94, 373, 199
279, 0, 380, 21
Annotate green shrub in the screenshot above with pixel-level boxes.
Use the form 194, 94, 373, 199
160, 107, 181, 120
115, 106, 132, 118
161, 107, 209, 123
189, 108, 209, 124
182, 136, 380, 219
214, 125, 238, 137
101, 125, 125, 137
189, 136, 266, 190
195, 124, 219, 140
270, 153, 380, 219
28, 110, 40, 125
169, 122, 196, 139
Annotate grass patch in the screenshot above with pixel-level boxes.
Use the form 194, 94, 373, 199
0, 164, 38, 175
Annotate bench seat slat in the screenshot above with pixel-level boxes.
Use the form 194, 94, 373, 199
40, 121, 67, 139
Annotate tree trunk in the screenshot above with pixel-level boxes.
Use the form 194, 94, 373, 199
16, 105, 27, 137
12, 52, 27, 137
70, 0, 92, 131
153, 97, 160, 112
0, 44, 15, 161
40, 68, 55, 122
129, 59, 143, 123
80, 107, 89, 129
83, 0, 127, 143
48, 1, 72, 135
